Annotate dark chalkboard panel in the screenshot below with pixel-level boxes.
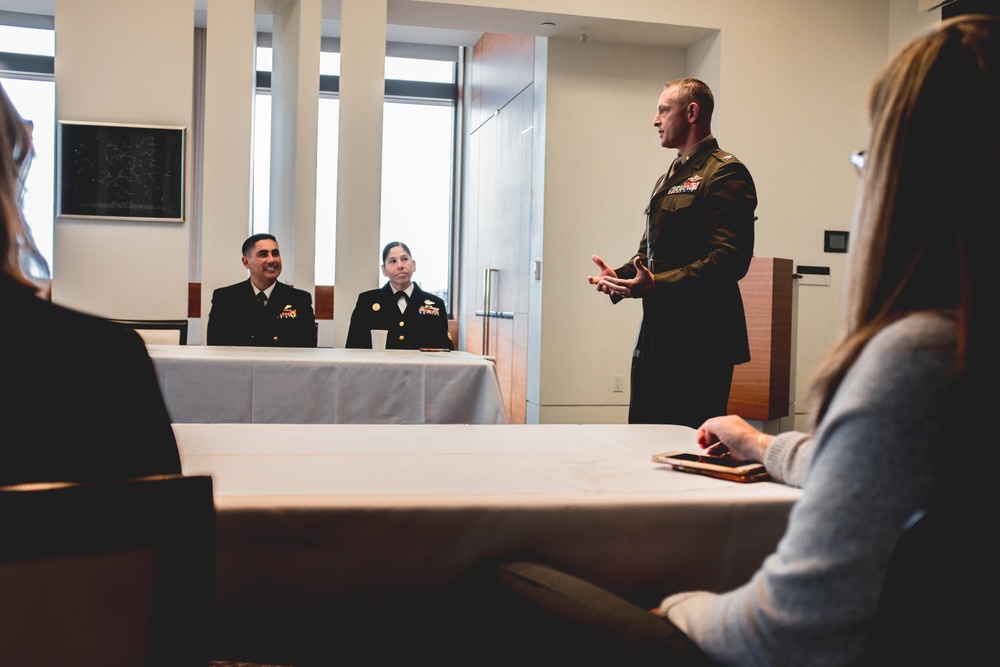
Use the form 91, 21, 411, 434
57, 121, 185, 221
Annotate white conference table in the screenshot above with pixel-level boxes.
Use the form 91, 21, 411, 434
148, 345, 507, 425
174, 422, 801, 663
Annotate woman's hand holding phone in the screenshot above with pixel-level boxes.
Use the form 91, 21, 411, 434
696, 415, 769, 461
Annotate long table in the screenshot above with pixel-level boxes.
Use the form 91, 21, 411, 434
147, 345, 507, 424
173, 423, 801, 664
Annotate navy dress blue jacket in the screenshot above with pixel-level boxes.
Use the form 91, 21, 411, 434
207, 279, 317, 347
345, 282, 453, 350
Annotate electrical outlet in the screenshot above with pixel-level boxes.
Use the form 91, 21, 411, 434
613, 374, 625, 393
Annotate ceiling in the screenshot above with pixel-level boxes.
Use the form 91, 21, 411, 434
1, 0, 714, 49
380, 1, 715, 48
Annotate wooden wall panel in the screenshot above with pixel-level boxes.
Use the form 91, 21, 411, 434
188, 282, 201, 318
192, 282, 334, 321
727, 257, 794, 420
463, 32, 534, 424
470, 33, 534, 130
315, 285, 334, 320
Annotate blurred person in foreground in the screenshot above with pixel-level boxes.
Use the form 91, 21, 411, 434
345, 241, 453, 350
439, 15, 997, 666
0, 82, 181, 485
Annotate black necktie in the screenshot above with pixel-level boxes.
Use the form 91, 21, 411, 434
257, 291, 268, 308
396, 291, 408, 313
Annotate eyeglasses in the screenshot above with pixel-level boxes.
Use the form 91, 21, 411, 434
850, 150, 866, 173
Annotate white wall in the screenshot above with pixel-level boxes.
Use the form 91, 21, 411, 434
534, 38, 686, 423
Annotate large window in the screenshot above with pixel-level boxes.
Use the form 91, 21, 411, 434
253, 44, 458, 304
379, 98, 454, 302
0, 22, 56, 278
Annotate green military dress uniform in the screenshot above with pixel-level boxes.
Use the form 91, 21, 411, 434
613, 136, 757, 427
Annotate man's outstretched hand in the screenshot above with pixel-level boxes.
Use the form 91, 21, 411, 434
589, 255, 652, 299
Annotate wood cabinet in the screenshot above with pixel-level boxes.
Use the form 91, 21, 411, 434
463, 33, 534, 424
727, 257, 795, 420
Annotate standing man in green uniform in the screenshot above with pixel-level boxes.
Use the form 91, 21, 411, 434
588, 78, 757, 428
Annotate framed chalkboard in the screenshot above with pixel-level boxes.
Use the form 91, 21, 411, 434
57, 121, 185, 222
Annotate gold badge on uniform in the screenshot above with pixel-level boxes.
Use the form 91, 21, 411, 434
373, 303, 380, 311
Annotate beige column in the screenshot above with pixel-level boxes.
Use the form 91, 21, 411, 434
332, 0, 387, 347
269, 0, 321, 293
200, 0, 256, 342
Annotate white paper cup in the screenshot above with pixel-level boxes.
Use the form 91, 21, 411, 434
370, 329, 388, 351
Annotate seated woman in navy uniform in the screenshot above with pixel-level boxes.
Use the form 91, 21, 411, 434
345, 241, 453, 350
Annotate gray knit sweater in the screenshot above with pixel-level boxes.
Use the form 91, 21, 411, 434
659, 312, 956, 667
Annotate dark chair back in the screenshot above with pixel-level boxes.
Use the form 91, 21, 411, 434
0, 474, 216, 667
109, 318, 189, 345
854, 494, 992, 665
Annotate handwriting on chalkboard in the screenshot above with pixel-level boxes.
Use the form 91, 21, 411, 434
58, 122, 185, 221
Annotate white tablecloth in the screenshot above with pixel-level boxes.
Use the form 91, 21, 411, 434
173, 422, 801, 662
148, 345, 507, 424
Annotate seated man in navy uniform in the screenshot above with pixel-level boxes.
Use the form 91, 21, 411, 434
207, 233, 317, 347
345, 241, 453, 350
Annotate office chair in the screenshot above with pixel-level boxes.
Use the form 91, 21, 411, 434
109, 318, 189, 345
0, 474, 216, 667
852, 493, 992, 666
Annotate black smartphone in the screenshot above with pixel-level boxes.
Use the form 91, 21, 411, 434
652, 451, 770, 483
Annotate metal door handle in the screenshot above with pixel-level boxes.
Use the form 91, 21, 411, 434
482, 268, 497, 353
